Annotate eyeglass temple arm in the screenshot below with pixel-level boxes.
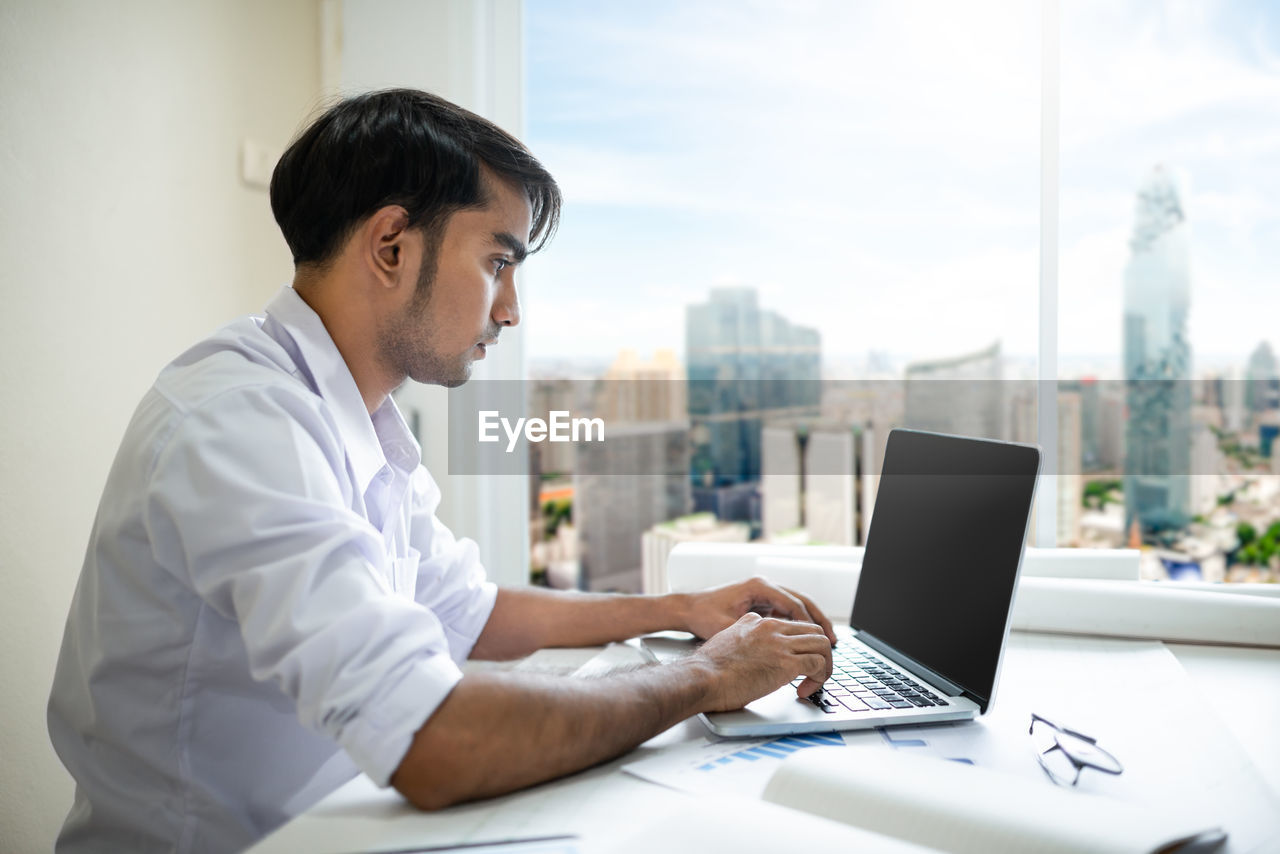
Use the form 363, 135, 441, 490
1029, 713, 1099, 744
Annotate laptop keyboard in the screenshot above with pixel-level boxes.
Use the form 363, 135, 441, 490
793, 643, 950, 714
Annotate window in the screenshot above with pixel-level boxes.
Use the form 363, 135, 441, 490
1058, 1, 1280, 581
519, 0, 1280, 590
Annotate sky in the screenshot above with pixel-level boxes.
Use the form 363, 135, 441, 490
522, 0, 1280, 371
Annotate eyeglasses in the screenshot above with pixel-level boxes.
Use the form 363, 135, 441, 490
1028, 713, 1124, 787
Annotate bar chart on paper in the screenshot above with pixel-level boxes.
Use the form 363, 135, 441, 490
622, 733, 849, 798
695, 733, 845, 770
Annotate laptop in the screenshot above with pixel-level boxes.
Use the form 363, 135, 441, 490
645, 428, 1041, 737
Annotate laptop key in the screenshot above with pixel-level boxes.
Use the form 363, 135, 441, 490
807, 695, 839, 713
836, 695, 870, 711
888, 701, 912, 709
865, 699, 891, 709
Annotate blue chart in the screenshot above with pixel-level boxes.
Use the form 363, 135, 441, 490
695, 732, 846, 772
623, 731, 850, 797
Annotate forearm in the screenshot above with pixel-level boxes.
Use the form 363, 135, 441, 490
470, 586, 693, 660
391, 658, 711, 809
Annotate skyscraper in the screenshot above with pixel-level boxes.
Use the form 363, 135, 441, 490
1123, 166, 1192, 537
1057, 390, 1083, 546
903, 341, 1004, 440
686, 288, 821, 493
1246, 341, 1278, 416
760, 419, 875, 546
596, 349, 687, 424
574, 422, 692, 592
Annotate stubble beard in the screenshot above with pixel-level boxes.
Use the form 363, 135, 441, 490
379, 250, 473, 389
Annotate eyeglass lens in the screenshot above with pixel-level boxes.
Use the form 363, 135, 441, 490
1030, 715, 1124, 786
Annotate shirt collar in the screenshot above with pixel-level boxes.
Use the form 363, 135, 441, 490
262, 286, 422, 495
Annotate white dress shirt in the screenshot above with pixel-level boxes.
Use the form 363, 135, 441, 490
48, 286, 497, 853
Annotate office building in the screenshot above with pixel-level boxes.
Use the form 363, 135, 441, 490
596, 348, 687, 424
574, 422, 691, 592
761, 419, 876, 546
1222, 366, 1247, 433
1058, 391, 1083, 546
1190, 425, 1226, 518
529, 377, 591, 477
761, 424, 804, 539
903, 341, 1004, 440
1097, 386, 1126, 472
1246, 341, 1278, 415
1060, 378, 1117, 473
686, 287, 821, 491
1008, 383, 1036, 447
1261, 417, 1280, 459
691, 480, 761, 531
640, 513, 751, 594
1123, 166, 1192, 537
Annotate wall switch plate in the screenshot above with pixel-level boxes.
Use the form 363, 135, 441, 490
240, 139, 280, 189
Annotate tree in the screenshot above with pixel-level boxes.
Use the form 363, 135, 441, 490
1237, 522, 1257, 546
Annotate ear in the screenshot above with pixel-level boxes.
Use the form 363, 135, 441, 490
364, 205, 413, 289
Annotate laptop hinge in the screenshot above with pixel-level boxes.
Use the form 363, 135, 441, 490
852, 631, 971, 699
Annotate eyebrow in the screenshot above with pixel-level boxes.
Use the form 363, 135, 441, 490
491, 232, 528, 264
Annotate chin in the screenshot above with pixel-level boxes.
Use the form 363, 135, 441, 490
411, 360, 472, 389
438, 374, 470, 389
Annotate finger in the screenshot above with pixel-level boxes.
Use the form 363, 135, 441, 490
765, 617, 829, 637
782, 586, 838, 645
785, 633, 833, 676
785, 636, 833, 697
749, 579, 814, 625
794, 652, 833, 698
796, 677, 823, 698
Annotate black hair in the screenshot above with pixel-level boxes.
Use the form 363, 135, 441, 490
270, 88, 560, 267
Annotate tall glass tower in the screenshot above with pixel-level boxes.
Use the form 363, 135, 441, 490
686, 288, 821, 490
1123, 166, 1191, 538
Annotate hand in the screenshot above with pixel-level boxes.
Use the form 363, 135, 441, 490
690, 612, 833, 710
677, 576, 837, 646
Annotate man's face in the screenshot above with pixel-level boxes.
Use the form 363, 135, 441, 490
379, 174, 532, 388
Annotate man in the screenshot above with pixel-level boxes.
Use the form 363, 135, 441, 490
48, 89, 835, 853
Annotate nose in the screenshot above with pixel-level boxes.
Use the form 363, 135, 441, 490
493, 270, 521, 328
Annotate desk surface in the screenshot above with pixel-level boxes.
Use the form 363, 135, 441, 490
250, 636, 1280, 854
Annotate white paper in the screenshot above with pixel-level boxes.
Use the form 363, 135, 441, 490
764, 748, 1217, 854
601, 796, 942, 854
849, 634, 1280, 853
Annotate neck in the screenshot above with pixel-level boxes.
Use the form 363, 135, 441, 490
292, 269, 400, 415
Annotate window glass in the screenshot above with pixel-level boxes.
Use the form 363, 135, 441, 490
1059, 1, 1280, 582
525, 0, 1040, 590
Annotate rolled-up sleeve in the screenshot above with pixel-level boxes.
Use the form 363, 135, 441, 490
407, 467, 498, 663
142, 383, 460, 786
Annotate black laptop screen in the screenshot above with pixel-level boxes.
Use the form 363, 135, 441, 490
850, 429, 1040, 712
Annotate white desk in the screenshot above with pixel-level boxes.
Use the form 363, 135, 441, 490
250, 637, 1280, 854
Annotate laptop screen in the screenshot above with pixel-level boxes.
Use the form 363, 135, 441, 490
850, 429, 1040, 712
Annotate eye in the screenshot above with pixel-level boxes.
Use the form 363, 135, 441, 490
492, 257, 511, 275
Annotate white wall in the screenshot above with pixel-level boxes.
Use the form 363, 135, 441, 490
0, 1, 322, 849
